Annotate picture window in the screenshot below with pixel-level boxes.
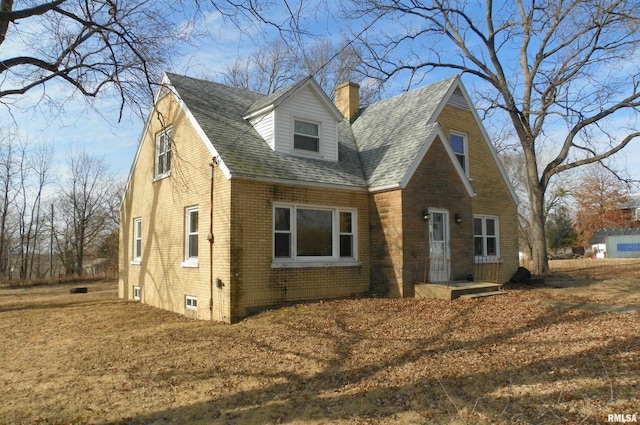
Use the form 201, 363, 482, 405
273, 204, 357, 263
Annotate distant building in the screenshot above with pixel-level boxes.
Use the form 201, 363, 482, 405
625, 195, 640, 224
590, 228, 640, 258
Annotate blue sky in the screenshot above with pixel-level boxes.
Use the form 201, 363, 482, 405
1, 6, 639, 192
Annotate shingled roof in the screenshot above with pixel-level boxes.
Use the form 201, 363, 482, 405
352, 77, 457, 189
166, 73, 367, 189
163, 73, 464, 192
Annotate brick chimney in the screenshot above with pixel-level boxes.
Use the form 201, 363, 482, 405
335, 81, 360, 122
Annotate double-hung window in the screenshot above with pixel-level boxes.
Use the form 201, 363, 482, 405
182, 206, 199, 267
474, 215, 499, 260
449, 131, 468, 173
132, 218, 142, 264
293, 120, 320, 152
273, 204, 357, 264
155, 127, 172, 178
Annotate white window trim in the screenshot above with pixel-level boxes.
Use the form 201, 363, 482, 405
154, 127, 172, 180
131, 217, 142, 265
292, 118, 322, 157
181, 206, 199, 268
450, 130, 469, 175
474, 214, 500, 262
133, 286, 141, 301
185, 295, 197, 310
272, 203, 359, 268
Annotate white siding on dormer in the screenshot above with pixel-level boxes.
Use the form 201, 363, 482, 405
249, 112, 275, 150
274, 86, 339, 162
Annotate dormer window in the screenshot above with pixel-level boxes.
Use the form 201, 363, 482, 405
294, 120, 320, 152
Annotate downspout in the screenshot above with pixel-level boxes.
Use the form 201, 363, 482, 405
208, 158, 216, 321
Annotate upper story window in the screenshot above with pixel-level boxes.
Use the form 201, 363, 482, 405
273, 204, 357, 264
449, 131, 468, 173
155, 127, 172, 178
293, 120, 320, 152
132, 217, 142, 264
474, 215, 499, 259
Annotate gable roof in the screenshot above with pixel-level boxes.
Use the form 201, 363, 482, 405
125, 73, 515, 201
352, 77, 459, 190
243, 76, 343, 121
165, 73, 367, 190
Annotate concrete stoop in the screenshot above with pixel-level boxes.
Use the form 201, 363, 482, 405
414, 281, 505, 301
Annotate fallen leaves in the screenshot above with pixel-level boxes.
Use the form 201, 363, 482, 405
0, 266, 639, 424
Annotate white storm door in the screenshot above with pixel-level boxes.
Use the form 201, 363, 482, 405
429, 210, 450, 283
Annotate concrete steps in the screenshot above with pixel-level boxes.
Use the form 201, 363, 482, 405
458, 290, 506, 300
414, 281, 504, 301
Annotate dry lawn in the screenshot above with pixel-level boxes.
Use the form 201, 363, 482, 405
1, 259, 639, 425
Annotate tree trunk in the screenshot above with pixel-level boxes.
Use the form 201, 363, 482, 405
518, 126, 550, 275
527, 174, 549, 275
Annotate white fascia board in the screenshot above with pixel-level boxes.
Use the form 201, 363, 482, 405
399, 124, 476, 197
242, 104, 275, 121
170, 88, 233, 181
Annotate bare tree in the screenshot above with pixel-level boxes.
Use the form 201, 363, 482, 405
349, 0, 640, 273
220, 37, 380, 105
222, 39, 298, 94
55, 151, 118, 276
0, 130, 22, 277
0, 0, 305, 117
15, 142, 54, 279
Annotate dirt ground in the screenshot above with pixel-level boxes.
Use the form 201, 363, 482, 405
1, 259, 639, 425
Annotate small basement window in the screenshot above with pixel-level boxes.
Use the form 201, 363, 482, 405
185, 295, 197, 310
133, 286, 141, 301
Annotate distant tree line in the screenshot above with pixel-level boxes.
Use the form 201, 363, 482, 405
0, 130, 122, 281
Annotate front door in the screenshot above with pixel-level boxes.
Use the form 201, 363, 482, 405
429, 209, 450, 283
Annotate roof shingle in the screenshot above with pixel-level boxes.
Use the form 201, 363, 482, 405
165, 73, 457, 191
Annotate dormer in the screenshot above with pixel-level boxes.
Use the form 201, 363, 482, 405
243, 77, 345, 162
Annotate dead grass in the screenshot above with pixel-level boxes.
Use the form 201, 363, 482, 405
1, 261, 639, 425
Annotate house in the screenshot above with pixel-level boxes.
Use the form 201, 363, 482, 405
118, 73, 519, 323
624, 195, 640, 224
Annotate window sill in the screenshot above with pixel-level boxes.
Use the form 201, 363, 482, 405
130, 259, 141, 265
153, 171, 171, 182
271, 260, 361, 269
181, 259, 199, 268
